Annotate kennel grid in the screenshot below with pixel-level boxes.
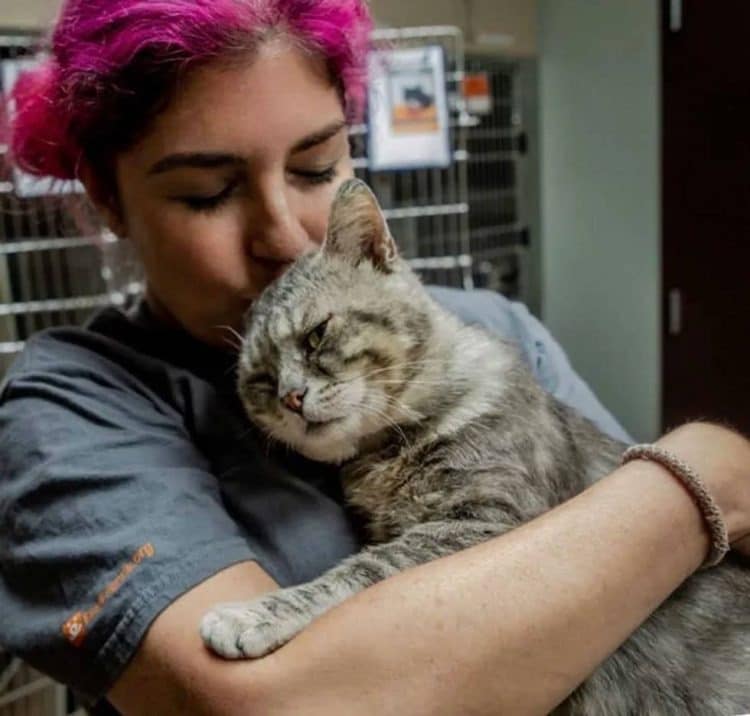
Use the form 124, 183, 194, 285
0, 27, 530, 374
0, 656, 72, 716
0, 36, 114, 377
353, 25, 474, 290
464, 52, 530, 300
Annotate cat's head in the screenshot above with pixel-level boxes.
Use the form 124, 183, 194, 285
238, 178, 435, 463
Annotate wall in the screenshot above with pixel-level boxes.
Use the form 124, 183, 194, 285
538, 0, 661, 440
1, 0, 58, 29
2, 0, 538, 51
465, 0, 536, 56
371, 0, 537, 56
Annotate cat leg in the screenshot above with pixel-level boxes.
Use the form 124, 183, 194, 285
201, 519, 506, 659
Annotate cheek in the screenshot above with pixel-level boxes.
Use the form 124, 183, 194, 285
129, 204, 249, 289
349, 381, 369, 407
329, 379, 367, 410
243, 391, 280, 425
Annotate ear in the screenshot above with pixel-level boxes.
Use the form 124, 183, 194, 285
78, 162, 127, 238
324, 178, 398, 272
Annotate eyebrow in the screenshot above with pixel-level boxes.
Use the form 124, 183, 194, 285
147, 119, 348, 176
148, 152, 244, 175
290, 119, 347, 154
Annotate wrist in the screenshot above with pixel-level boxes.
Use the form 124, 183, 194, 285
654, 422, 750, 545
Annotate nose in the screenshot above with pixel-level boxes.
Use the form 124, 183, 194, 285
245, 180, 317, 264
281, 388, 307, 415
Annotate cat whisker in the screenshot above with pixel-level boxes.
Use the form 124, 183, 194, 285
345, 357, 453, 385
365, 357, 451, 376
379, 394, 423, 426
368, 379, 447, 386
337, 398, 414, 450
214, 324, 246, 352
223, 362, 239, 379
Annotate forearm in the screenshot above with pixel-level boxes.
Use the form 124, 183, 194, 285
113, 424, 748, 716
249, 458, 713, 716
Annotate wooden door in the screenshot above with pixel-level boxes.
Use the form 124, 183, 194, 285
662, 0, 750, 433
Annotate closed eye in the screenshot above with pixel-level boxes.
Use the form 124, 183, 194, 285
171, 179, 241, 213
242, 372, 275, 392
305, 314, 333, 353
290, 166, 338, 186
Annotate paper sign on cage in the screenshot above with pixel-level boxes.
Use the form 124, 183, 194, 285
367, 46, 451, 172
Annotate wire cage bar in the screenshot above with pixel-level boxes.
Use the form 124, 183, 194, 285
355, 25, 475, 290
0, 26, 532, 375
464, 52, 532, 301
0, 655, 70, 716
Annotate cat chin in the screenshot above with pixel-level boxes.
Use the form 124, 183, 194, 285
300, 425, 361, 462
263, 420, 360, 464
295, 440, 359, 464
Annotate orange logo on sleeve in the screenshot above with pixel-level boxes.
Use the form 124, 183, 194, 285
62, 542, 155, 647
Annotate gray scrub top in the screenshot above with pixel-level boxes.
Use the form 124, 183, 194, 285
0, 287, 631, 702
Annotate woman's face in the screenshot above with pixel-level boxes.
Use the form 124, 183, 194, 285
111, 40, 354, 346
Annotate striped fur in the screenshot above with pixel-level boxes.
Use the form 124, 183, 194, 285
204, 180, 750, 714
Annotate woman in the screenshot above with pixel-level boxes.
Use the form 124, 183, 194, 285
1, 1, 749, 714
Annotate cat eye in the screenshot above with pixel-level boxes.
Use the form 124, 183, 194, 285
305, 315, 332, 352
242, 372, 275, 393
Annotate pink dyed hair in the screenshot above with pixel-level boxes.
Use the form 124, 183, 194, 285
6, 0, 372, 182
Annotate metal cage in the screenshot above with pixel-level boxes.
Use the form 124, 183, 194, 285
0, 26, 533, 374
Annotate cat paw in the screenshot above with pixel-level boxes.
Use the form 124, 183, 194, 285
200, 596, 308, 659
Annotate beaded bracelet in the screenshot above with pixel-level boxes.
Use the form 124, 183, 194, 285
622, 444, 730, 568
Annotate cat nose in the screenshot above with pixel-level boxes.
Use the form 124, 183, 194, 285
281, 389, 307, 415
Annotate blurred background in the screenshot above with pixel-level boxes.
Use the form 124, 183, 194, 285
0, 1, 748, 710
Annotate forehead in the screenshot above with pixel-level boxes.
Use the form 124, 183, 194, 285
121, 39, 344, 168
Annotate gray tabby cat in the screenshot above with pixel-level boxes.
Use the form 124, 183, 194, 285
201, 178, 750, 714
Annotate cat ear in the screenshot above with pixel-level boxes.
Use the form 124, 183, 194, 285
324, 178, 399, 272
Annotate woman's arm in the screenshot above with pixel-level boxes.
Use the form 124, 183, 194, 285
108, 561, 278, 715
110, 422, 750, 716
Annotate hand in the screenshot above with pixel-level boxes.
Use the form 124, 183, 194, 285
655, 422, 750, 559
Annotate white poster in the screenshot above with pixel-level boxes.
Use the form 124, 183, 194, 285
1, 58, 83, 197
367, 46, 451, 172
